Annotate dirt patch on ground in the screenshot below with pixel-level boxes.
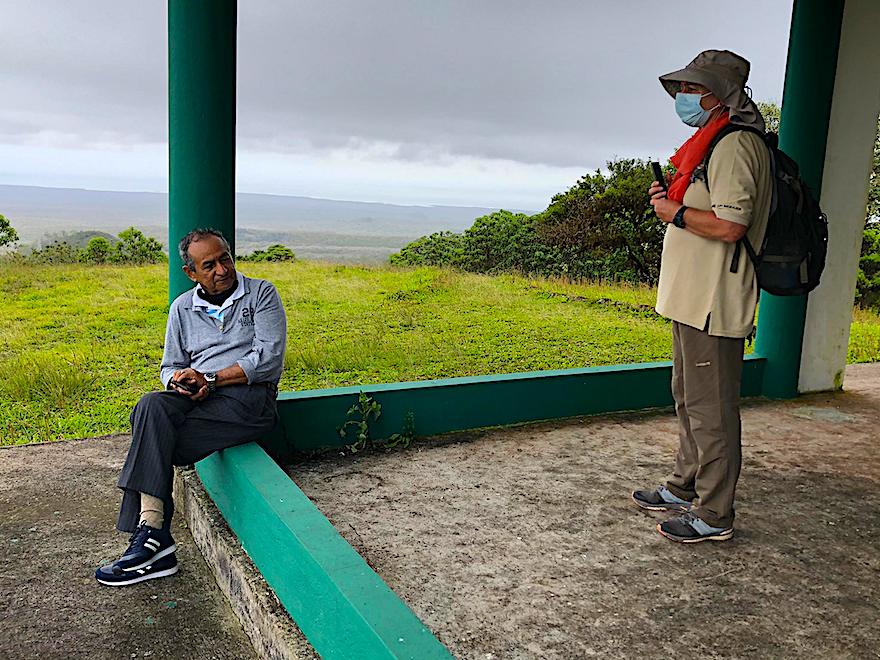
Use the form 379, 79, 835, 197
289, 364, 880, 659
0, 435, 257, 660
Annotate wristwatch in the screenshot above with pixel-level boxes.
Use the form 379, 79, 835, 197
204, 372, 217, 394
672, 205, 688, 229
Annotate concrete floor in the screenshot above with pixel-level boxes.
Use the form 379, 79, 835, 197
0, 435, 257, 660
3, 364, 878, 660
291, 363, 880, 660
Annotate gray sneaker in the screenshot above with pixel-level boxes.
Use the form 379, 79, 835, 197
657, 512, 734, 543
631, 485, 693, 512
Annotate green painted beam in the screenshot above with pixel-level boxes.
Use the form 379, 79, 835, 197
196, 442, 453, 660
269, 356, 767, 453
168, 0, 237, 303
754, 0, 844, 398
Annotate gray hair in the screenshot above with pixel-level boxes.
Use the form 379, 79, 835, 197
178, 228, 232, 270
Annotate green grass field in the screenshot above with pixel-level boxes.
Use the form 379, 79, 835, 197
1, 261, 878, 445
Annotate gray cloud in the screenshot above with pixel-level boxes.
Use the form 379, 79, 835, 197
0, 1, 791, 170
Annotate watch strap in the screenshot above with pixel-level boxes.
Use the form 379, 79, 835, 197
673, 205, 688, 228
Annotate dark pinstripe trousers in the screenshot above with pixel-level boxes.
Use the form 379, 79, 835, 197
116, 384, 278, 533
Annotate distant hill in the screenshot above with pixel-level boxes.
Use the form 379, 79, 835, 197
38, 230, 119, 250
0, 184, 530, 262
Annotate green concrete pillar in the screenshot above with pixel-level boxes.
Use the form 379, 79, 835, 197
168, 0, 237, 303
754, 0, 844, 398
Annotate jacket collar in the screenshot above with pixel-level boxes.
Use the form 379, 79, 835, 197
183, 273, 251, 311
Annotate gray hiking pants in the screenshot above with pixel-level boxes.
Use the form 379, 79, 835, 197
665, 321, 745, 529
116, 384, 277, 533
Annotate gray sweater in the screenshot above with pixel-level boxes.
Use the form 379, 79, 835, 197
160, 274, 287, 387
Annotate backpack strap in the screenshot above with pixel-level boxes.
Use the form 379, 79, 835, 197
729, 236, 759, 273
729, 240, 742, 273
702, 124, 766, 188
706, 125, 767, 277
741, 235, 758, 265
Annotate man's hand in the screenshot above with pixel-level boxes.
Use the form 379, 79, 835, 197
649, 181, 682, 224
647, 182, 747, 243
171, 368, 209, 401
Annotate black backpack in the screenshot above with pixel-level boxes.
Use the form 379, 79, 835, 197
701, 125, 828, 296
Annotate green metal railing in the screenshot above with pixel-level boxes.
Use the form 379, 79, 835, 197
267, 357, 767, 455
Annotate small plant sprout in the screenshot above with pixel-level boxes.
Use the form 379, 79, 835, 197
336, 391, 416, 454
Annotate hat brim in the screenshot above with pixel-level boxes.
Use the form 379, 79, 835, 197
659, 68, 719, 99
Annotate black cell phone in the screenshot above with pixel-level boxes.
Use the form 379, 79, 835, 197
170, 379, 198, 394
651, 161, 667, 192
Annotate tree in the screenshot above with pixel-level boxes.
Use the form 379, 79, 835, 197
112, 227, 166, 264
759, 100, 879, 223
856, 224, 880, 309
263, 244, 296, 262
79, 236, 113, 264
0, 214, 18, 249
536, 159, 663, 282
391, 159, 663, 283
867, 115, 880, 223
760, 100, 880, 308
757, 101, 780, 134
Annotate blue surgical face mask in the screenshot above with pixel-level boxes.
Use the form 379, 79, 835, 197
675, 92, 717, 127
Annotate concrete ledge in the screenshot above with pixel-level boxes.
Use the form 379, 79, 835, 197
269, 356, 768, 453
195, 443, 453, 660
174, 465, 318, 660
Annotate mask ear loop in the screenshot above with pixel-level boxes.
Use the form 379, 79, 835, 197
701, 91, 722, 116
744, 85, 753, 98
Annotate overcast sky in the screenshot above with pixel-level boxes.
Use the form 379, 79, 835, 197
0, 1, 792, 209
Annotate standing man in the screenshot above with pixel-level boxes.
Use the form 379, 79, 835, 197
96, 228, 287, 585
632, 51, 772, 543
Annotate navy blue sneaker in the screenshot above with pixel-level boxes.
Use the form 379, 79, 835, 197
108, 522, 176, 573
96, 552, 179, 586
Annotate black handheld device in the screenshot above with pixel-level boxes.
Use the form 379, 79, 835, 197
170, 379, 199, 394
651, 161, 667, 192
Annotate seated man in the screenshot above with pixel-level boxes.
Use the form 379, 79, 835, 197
96, 228, 287, 586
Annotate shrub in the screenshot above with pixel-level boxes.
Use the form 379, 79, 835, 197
111, 227, 166, 264
241, 243, 296, 262
389, 160, 662, 283
30, 241, 81, 264
457, 210, 555, 275
389, 231, 463, 267
857, 223, 880, 310
79, 236, 113, 264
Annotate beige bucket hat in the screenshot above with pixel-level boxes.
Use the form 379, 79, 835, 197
659, 49, 765, 131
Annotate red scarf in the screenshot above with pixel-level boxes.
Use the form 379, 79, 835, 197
666, 114, 730, 202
